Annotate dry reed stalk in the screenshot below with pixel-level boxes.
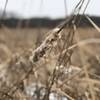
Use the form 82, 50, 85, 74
85, 15, 100, 33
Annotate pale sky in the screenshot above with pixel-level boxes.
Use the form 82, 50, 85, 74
0, 0, 100, 19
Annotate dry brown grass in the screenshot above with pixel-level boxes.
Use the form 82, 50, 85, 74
0, 0, 100, 99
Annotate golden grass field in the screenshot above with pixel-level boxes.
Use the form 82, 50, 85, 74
0, 27, 100, 63
0, 27, 100, 100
